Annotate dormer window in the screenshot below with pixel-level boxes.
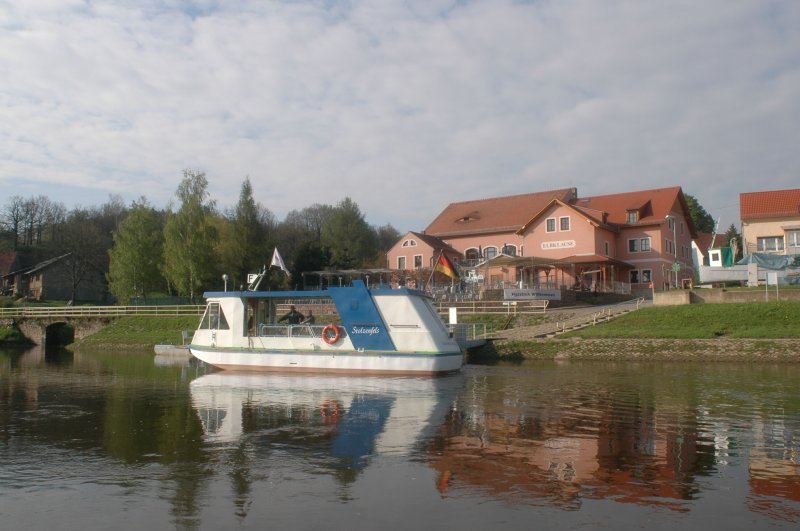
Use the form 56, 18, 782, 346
627, 210, 639, 224
456, 212, 481, 223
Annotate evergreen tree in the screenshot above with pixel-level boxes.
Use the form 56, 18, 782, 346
162, 170, 218, 300
108, 199, 165, 304
684, 194, 716, 233
231, 177, 274, 284
321, 197, 378, 269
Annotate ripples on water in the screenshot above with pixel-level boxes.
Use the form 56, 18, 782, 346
1, 347, 799, 530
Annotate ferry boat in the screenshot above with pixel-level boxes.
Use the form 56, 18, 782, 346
188, 279, 464, 375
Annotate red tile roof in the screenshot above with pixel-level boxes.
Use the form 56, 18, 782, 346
424, 188, 577, 237
572, 186, 685, 226
694, 232, 716, 252
740, 188, 800, 220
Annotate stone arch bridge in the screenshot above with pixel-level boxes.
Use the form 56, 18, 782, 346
0, 306, 204, 345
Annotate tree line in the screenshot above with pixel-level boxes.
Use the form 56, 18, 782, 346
1, 170, 401, 303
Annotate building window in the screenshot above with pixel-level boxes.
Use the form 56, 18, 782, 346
402, 239, 417, 247
666, 239, 674, 255
642, 269, 652, 283
787, 230, 800, 249
414, 255, 423, 269
680, 222, 685, 235
604, 241, 610, 256
628, 238, 651, 253
484, 247, 498, 260
559, 216, 570, 231
757, 236, 784, 252
629, 270, 640, 284
667, 217, 675, 230
398, 256, 406, 269
502, 244, 517, 256
465, 248, 480, 260
546, 218, 556, 232
627, 211, 639, 224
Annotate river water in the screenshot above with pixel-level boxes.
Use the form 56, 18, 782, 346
1, 347, 798, 530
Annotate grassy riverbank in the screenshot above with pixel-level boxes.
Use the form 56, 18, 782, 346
564, 301, 800, 339
473, 301, 800, 362
71, 316, 199, 351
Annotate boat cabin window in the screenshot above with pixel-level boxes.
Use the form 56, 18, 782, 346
200, 302, 229, 330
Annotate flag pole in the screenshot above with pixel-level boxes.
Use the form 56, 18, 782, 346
426, 249, 444, 291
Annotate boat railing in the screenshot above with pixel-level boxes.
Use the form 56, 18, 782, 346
257, 323, 347, 339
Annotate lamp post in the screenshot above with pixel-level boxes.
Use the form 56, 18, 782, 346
665, 215, 677, 288
222, 274, 228, 292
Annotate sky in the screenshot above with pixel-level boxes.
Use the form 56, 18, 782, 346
1, 0, 799, 234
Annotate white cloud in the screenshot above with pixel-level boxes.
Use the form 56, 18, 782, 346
1, 0, 798, 232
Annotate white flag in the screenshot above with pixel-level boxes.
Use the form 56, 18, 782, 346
270, 248, 290, 275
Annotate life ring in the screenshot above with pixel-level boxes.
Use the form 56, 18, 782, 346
320, 400, 340, 423
321, 323, 340, 344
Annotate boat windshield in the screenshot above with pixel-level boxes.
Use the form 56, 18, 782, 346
199, 302, 230, 330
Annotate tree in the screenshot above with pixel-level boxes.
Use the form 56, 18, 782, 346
290, 241, 330, 288
57, 208, 111, 302
227, 178, 275, 286
108, 199, 165, 304
162, 170, 218, 300
321, 197, 378, 269
374, 224, 401, 252
1, 195, 26, 249
684, 194, 716, 234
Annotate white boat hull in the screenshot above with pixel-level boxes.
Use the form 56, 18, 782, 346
189, 346, 464, 375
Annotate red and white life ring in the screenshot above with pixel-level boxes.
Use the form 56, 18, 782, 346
321, 323, 340, 344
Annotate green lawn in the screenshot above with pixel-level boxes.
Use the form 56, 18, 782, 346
563, 301, 800, 339
73, 315, 201, 350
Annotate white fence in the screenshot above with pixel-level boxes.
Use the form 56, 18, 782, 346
0, 305, 205, 318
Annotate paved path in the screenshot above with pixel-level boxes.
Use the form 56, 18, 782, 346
487, 299, 650, 341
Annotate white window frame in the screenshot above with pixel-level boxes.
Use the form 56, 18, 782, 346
628, 239, 639, 253
788, 230, 800, 248
627, 211, 639, 224
413, 254, 423, 269
641, 269, 652, 283
484, 246, 498, 260
559, 216, 570, 231
397, 256, 406, 270
546, 218, 556, 233
629, 270, 640, 284
402, 239, 417, 247
640, 238, 651, 252
757, 236, 784, 252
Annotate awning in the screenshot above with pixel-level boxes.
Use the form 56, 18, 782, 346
475, 253, 562, 269
559, 254, 633, 268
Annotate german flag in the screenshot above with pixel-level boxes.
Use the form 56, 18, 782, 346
435, 253, 459, 279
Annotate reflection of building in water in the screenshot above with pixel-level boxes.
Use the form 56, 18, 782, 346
747, 418, 800, 522
429, 391, 715, 511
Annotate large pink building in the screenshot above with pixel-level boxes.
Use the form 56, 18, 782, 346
387, 186, 697, 294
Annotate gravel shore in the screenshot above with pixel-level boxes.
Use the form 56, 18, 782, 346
475, 337, 800, 362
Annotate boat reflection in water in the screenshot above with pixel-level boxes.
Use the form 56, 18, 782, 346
190, 372, 463, 477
